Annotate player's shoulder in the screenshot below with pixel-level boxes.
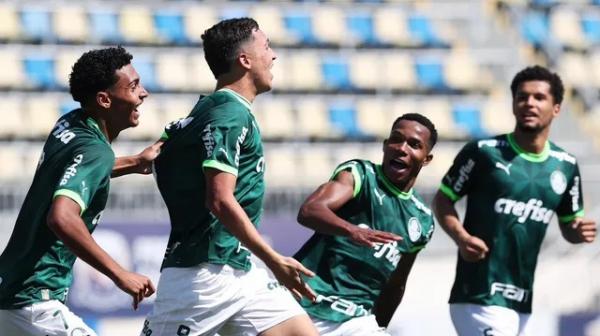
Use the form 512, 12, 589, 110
336, 159, 377, 176
548, 141, 578, 165
408, 191, 433, 217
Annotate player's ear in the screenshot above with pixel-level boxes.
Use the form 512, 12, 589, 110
422, 153, 433, 166
96, 91, 111, 109
238, 52, 252, 70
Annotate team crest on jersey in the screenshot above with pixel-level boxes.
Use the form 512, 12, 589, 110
407, 217, 421, 242
550, 170, 567, 195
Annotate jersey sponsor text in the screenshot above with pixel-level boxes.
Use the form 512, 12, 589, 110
453, 159, 475, 193
490, 282, 529, 303
493, 198, 554, 224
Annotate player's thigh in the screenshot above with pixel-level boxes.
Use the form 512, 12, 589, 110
141, 265, 247, 336
312, 315, 389, 336
221, 266, 314, 336
0, 301, 96, 336
450, 303, 519, 336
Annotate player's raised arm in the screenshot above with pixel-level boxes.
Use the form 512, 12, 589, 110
373, 252, 418, 327
204, 168, 316, 302
47, 196, 155, 310
298, 170, 401, 247
112, 140, 164, 178
433, 191, 489, 262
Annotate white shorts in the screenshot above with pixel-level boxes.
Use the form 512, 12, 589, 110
141, 262, 307, 336
311, 314, 390, 336
450, 303, 531, 336
0, 300, 96, 336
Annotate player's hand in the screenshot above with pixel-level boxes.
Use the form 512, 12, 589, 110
113, 270, 156, 310
458, 235, 489, 262
135, 141, 163, 175
571, 218, 596, 243
268, 256, 317, 302
348, 226, 402, 247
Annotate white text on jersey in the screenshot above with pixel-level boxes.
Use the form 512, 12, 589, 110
494, 198, 554, 224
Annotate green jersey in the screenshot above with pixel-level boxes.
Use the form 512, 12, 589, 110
154, 89, 265, 271
0, 109, 114, 309
295, 159, 434, 323
440, 133, 584, 313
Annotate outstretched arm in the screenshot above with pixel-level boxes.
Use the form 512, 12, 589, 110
47, 197, 155, 309
432, 190, 488, 262
298, 171, 401, 247
373, 252, 418, 327
560, 218, 596, 243
112, 140, 163, 178
204, 168, 316, 301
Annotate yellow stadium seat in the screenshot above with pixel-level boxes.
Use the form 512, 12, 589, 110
0, 96, 25, 138
382, 52, 416, 90
481, 91, 513, 135
55, 51, 80, 89
550, 7, 587, 50
356, 98, 390, 138
156, 53, 189, 92
188, 54, 216, 93
249, 6, 292, 45
0, 3, 21, 41
419, 98, 461, 139
120, 6, 156, 44
264, 147, 298, 188
54, 5, 88, 42
24, 95, 60, 138
122, 98, 162, 140
0, 49, 25, 89
254, 98, 295, 139
289, 51, 322, 91
349, 52, 381, 91
296, 98, 335, 139
299, 146, 334, 188
184, 6, 217, 43
444, 48, 481, 90
373, 8, 412, 46
558, 52, 589, 88
312, 7, 347, 46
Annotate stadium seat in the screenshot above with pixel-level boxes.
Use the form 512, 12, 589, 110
481, 92, 513, 135
382, 52, 417, 90
20, 7, 53, 42
270, 51, 292, 90
250, 6, 292, 45
161, 96, 196, 126
415, 57, 447, 91
55, 51, 80, 89
550, 7, 587, 49
121, 98, 161, 140
24, 55, 56, 89
373, 8, 412, 46
183, 6, 217, 44
581, 15, 600, 44
154, 11, 187, 45
347, 12, 377, 45
558, 52, 589, 88
188, 54, 216, 93
219, 8, 248, 21
0, 49, 25, 89
60, 99, 81, 116
391, 99, 418, 119
590, 51, 600, 89
312, 7, 346, 46
120, 6, 156, 44
0, 4, 21, 41
348, 52, 380, 91
284, 11, 317, 44
408, 14, 441, 46
321, 56, 352, 90
296, 98, 334, 139
356, 98, 390, 138
289, 51, 323, 91
264, 147, 298, 188
521, 12, 550, 46
54, 5, 88, 43
452, 103, 485, 137
89, 10, 121, 43
24, 95, 60, 138
419, 98, 459, 139
132, 56, 159, 92
444, 48, 483, 91
298, 146, 334, 187
0, 96, 24, 138
155, 53, 189, 92
253, 98, 295, 139
328, 100, 362, 138
0, 147, 23, 180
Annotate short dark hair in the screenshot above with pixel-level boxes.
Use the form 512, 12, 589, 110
510, 65, 564, 105
201, 17, 259, 79
392, 113, 438, 150
69, 46, 133, 104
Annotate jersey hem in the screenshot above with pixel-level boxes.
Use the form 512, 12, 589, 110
202, 160, 238, 177
331, 163, 362, 198
53, 189, 86, 215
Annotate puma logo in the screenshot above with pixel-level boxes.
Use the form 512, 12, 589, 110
373, 188, 386, 205
495, 162, 512, 175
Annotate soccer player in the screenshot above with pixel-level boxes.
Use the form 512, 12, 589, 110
0, 46, 156, 336
140, 18, 318, 336
433, 65, 597, 335
294, 113, 438, 335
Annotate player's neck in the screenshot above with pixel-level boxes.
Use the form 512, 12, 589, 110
512, 128, 550, 154
215, 74, 257, 103
81, 108, 117, 143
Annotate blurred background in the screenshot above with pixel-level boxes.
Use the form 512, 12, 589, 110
0, 0, 599, 334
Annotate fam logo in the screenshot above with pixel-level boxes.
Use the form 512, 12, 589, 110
550, 170, 567, 195
407, 217, 421, 242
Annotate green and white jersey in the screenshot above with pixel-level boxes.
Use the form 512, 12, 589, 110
155, 89, 265, 271
295, 159, 434, 323
440, 133, 584, 313
0, 109, 114, 309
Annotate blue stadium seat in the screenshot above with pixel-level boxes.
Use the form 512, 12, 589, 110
328, 102, 362, 138
132, 58, 159, 91
24, 56, 56, 89
220, 8, 248, 21
521, 12, 549, 46
90, 10, 121, 43
408, 15, 440, 46
21, 8, 53, 41
415, 58, 446, 90
452, 104, 485, 137
60, 100, 81, 116
347, 12, 378, 45
321, 57, 352, 90
154, 12, 187, 44
284, 12, 317, 44
582, 16, 600, 44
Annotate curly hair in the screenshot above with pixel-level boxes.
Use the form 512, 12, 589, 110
201, 18, 259, 79
510, 65, 564, 105
69, 46, 133, 104
392, 113, 438, 150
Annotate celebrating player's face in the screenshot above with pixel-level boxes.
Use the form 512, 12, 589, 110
242, 29, 277, 94
106, 64, 149, 130
513, 80, 559, 133
382, 119, 432, 190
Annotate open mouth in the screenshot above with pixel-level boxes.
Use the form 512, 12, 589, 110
389, 158, 409, 171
